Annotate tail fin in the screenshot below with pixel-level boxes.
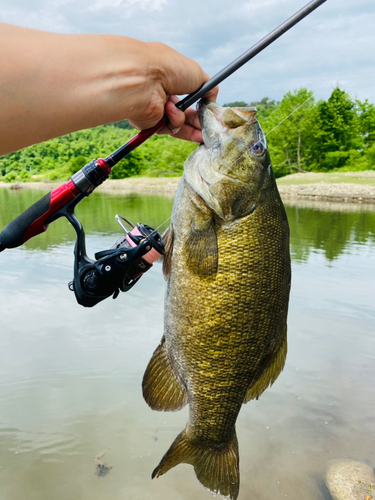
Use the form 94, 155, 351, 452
152, 428, 239, 500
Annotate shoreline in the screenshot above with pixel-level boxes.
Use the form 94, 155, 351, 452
1, 172, 375, 205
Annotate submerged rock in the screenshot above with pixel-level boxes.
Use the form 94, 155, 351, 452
325, 459, 375, 500
94, 451, 112, 478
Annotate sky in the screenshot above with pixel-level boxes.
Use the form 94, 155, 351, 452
1, 0, 374, 106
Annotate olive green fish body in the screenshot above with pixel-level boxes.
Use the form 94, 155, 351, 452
143, 101, 291, 500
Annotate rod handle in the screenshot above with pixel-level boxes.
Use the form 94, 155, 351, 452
0, 181, 79, 251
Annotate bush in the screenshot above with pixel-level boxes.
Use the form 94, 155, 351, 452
4, 170, 17, 183
69, 155, 87, 174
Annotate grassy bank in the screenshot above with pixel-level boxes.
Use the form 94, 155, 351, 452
276, 171, 375, 186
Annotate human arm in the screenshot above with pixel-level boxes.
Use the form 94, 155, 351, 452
0, 23, 218, 156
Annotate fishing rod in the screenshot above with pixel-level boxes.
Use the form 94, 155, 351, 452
0, 0, 326, 307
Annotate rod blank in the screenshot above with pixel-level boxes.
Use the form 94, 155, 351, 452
177, 0, 327, 111
107, 0, 327, 166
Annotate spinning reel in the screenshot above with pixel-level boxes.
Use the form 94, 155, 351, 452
67, 212, 164, 307
0, 158, 164, 307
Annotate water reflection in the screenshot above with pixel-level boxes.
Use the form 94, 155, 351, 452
0, 188, 174, 251
284, 200, 375, 262
0, 188, 374, 500
1, 189, 374, 261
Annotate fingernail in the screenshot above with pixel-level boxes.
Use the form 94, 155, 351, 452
169, 126, 180, 135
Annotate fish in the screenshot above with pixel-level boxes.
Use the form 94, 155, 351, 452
142, 99, 291, 500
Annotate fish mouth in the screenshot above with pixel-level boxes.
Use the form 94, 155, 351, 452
187, 100, 265, 221
196, 98, 208, 121
198, 98, 258, 131
197, 98, 219, 123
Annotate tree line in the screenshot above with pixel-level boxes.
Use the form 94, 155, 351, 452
230, 87, 375, 177
0, 86, 374, 182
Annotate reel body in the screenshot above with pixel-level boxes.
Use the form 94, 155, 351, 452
67, 213, 165, 307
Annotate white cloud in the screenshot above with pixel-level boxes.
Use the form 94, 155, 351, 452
0, 0, 374, 103
0, 5, 71, 32
244, 0, 289, 11
88, 0, 167, 13
127, 0, 167, 9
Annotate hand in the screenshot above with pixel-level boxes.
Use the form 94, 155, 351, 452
126, 41, 218, 143
159, 95, 215, 144
0, 26, 218, 155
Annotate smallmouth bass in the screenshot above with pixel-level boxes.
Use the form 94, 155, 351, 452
142, 100, 291, 499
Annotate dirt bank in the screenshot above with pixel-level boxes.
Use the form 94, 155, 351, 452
276, 171, 375, 204
1, 172, 375, 204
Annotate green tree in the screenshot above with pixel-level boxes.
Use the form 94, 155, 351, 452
250, 97, 279, 121
111, 149, 144, 178
69, 155, 87, 174
263, 88, 315, 176
310, 87, 361, 171
357, 99, 375, 148
356, 99, 375, 170
1, 87, 373, 182
223, 101, 248, 107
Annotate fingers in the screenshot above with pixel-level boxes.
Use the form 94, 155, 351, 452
165, 98, 185, 135
160, 89, 221, 143
160, 96, 202, 143
174, 125, 203, 143
128, 42, 219, 134
158, 121, 203, 143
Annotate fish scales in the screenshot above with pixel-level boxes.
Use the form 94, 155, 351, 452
142, 100, 291, 500
168, 186, 288, 437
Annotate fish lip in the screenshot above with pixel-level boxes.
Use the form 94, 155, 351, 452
198, 99, 221, 128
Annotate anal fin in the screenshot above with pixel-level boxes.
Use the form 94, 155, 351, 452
244, 337, 287, 403
142, 336, 188, 411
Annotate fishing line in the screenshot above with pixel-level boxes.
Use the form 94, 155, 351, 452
152, 94, 315, 235
223, 95, 314, 172
264, 95, 313, 137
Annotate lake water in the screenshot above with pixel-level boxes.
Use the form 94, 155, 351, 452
0, 188, 374, 500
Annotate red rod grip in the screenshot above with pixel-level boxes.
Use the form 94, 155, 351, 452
0, 181, 80, 250
23, 180, 80, 242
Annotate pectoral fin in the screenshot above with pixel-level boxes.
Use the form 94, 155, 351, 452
161, 225, 174, 280
185, 217, 218, 277
142, 336, 188, 411
184, 182, 218, 277
243, 337, 287, 403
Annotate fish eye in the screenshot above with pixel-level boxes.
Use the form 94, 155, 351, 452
250, 141, 264, 156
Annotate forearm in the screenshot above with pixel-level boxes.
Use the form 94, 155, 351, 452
0, 23, 208, 155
